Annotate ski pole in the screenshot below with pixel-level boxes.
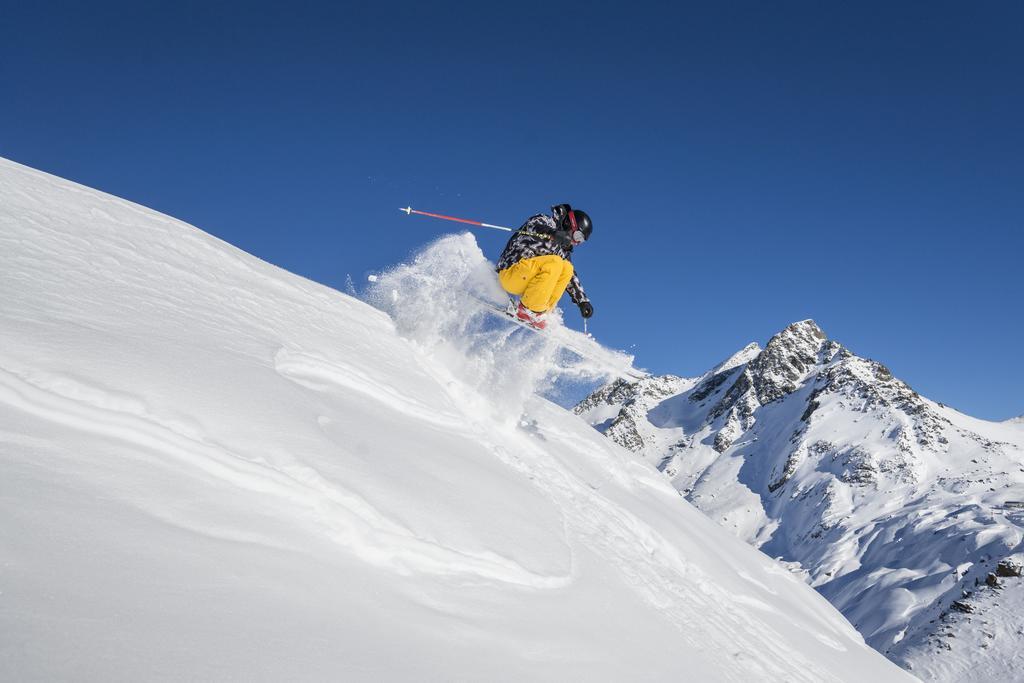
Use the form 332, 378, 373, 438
399, 206, 513, 232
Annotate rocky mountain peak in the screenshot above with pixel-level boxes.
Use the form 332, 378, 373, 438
705, 321, 835, 431
762, 320, 828, 354
747, 320, 829, 404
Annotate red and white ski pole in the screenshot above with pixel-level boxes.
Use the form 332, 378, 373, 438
399, 206, 513, 232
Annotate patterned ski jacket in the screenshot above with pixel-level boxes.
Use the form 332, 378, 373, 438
495, 214, 588, 304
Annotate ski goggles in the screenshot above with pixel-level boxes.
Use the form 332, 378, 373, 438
567, 210, 585, 245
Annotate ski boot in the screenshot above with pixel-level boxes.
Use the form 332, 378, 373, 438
513, 300, 547, 330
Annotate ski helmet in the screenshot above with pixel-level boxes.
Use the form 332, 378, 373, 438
566, 209, 592, 245
551, 204, 592, 244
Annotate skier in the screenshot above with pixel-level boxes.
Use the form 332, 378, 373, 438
495, 203, 593, 330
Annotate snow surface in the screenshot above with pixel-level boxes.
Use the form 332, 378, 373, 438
893, 558, 1024, 681
0, 158, 913, 681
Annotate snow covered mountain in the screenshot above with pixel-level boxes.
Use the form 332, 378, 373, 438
576, 320, 1024, 681
0, 158, 914, 681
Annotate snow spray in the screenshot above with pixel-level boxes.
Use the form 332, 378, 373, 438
364, 234, 618, 418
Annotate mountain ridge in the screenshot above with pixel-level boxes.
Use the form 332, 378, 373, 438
577, 320, 1024, 681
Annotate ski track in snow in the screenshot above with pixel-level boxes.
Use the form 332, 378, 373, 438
0, 358, 570, 589
273, 347, 467, 431
487, 407, 856, 681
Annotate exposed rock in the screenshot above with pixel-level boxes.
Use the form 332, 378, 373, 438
690, 366, 738, 403
950, 600, 975, 614
573, 374, 687, 453
996, 560, 1022, 578
746, 320, 828, 404
709, 321, 829, 424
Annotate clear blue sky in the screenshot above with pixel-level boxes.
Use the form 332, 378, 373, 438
2, 1, 1021, 419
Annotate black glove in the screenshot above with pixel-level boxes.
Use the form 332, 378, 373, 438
578, 301, 594, 319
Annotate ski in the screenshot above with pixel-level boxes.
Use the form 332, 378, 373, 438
467, 294, 647, 382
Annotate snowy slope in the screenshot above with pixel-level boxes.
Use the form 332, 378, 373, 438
892, 556, 1024, 680
576, 321, 1024, 680
0, 158, 912, 681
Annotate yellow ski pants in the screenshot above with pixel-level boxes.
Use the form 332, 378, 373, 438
498, 255, 574, 313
